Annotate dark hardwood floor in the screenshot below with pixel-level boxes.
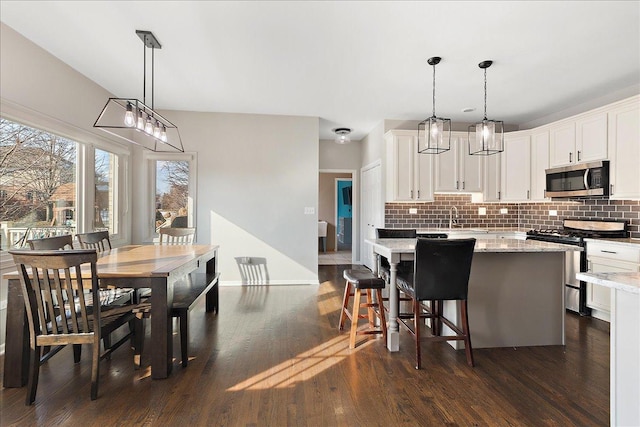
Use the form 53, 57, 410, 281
1, 264, 610, 426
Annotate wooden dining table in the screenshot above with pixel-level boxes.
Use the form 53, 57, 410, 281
3, 244, 219, 387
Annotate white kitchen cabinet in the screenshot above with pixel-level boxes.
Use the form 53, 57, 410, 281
549, 112, 608, 167
607, 96, 640, 199
549, 121, 575, 167
384, 130, 434, 202
483, 152, 501, 202
530, 129, 549, 201
434, 132, 483, 193
501, 132, 531, 201
586, 240, 640, 322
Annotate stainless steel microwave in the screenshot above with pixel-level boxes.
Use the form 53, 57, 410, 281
544, 160, 610, 198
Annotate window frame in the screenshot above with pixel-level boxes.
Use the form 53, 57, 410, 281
0, 103, 131, 247
143, 151, 197, 243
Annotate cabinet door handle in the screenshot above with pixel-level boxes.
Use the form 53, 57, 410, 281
527, 190, 530, 199
456, 180, 459, 190
569, 152, 573, 163
498, 191, 501, 200
417, 190, 420, 199
610, 184, 614, 195
601, 250, 617, 254
463, 181, 466, 190
410, 190, 413, 199
577, 150, 581, 162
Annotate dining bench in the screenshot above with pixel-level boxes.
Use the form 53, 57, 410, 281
134, 271, 220, 368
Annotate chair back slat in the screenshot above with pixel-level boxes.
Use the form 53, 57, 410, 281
9, 250, 100, 341
76, 231, 111, 252
159, 227, 195, 245
27, 235, 73, 250
413, 238, 476, 301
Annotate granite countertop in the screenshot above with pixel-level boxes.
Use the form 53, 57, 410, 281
577, 272, 640, 295
366, 238, 582, 253
584, 237, 640, 248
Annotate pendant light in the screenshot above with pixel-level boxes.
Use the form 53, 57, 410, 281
417, 56, 451, 154
468, 60, 503, 156
335, 128, 352, 144
94, 30, 183, 152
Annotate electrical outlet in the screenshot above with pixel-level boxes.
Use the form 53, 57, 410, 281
500, 208, 508, 214
304, 207, 315, 215
409, 208, 418, 214
549, 210, 558, 216
478, 207, 487, 215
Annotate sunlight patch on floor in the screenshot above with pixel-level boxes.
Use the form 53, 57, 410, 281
227, 334, 371, 391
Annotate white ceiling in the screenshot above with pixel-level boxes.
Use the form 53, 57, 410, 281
1, 1, 639, 141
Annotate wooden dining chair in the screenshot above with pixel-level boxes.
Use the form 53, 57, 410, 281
76, 230, 111, 252
29, 232, 134, 360
395, 238, 476, 369
8, 249, 145, 404
27, 234, 74, 250
159, 227, 196, 244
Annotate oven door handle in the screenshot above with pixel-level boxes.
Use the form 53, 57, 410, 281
584, 168, 590, 190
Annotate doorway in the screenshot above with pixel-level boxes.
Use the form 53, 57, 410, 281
335, 178, 352, 252
318, 171, 355, 265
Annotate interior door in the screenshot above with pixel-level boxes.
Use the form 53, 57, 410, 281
361, 163, 382, 270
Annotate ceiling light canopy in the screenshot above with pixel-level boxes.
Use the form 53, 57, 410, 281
417, 56, 451, 155
468, 60, 503, 156
335, 128, 352, 144
93, 30, 183, 153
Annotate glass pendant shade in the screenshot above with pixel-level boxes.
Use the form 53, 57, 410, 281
418, 56, 450, 154
469, 60, 503, 155
418, 116, 451, 154
468, 119, 504, 155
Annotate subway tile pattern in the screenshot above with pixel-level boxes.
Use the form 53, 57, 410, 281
385, 195, 640, 238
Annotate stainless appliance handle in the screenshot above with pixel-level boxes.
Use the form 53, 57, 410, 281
584, 168, 590, 190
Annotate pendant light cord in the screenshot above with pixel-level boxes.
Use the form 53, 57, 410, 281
143, 36, 146, 105
432, 63, 436, 118
483, 67, 488, 120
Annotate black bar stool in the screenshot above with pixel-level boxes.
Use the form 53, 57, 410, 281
338, 269, 387, 349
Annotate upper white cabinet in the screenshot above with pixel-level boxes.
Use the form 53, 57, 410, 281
483, 152, 501, 202
530, 129, 550, 201
549, 112, 608, 167
576, 112, 608, 162
434, 132, 483, 193
608, 97, 640, 199
384, 130, 434, 202
501, 132, 531, 201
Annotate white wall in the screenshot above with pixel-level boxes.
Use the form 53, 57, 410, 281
131, 110, 320, 285
319, 139, 361, 170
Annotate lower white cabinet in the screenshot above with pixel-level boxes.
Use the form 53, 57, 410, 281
586, 241, 640, 321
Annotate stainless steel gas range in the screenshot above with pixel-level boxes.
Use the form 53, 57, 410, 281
526, 218, 629, 316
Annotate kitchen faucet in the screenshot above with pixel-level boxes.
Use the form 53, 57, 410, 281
449, 206, 459, 228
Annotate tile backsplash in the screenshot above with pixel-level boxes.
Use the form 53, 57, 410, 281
385, 194, 640, 238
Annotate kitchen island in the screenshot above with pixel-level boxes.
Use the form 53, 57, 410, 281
576, 272, 640, 427
366, 238, 582, 351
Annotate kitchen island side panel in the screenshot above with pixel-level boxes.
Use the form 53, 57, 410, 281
462, 251, 565, 348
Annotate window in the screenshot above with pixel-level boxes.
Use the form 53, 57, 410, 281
95, 148, 118, 234
0, 117, 127, 249
146, 153, 196, 240
0, 118, 77, 247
